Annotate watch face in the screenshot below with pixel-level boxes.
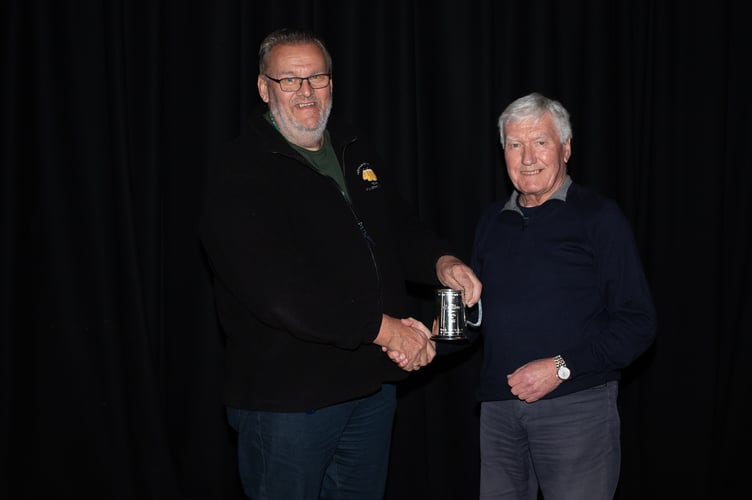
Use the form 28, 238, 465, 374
557, 365, 571, 380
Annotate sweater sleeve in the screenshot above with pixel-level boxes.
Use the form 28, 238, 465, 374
563, 199, 657, 376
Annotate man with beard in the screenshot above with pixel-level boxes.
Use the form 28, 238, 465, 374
199, 28, 481, 499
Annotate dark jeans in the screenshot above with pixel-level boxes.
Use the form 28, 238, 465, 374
227, 383, 397, 500
480, 381, 620, 500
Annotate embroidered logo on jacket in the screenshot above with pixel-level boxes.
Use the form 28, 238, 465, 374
357, 163, 380, 191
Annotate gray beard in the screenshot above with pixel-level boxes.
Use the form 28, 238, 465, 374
270, 102, 332, 148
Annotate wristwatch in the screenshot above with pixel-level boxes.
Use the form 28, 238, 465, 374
554, 355, 570, 381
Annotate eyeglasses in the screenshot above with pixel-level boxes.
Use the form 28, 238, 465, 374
264, 73, 331, 92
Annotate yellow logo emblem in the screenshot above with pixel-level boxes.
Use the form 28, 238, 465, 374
361, 168, 378, 181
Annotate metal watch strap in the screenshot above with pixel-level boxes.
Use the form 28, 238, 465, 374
554, 354, 570, 380
554, 354, 566, 369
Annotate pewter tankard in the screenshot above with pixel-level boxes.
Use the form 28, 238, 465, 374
432, 288, 482, 341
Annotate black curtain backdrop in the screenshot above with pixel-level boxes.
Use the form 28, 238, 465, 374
2, 1, 750, 499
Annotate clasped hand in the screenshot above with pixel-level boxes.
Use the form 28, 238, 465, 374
374, 315, 435, 372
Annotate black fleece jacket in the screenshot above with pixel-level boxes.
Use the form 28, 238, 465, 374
199, 106, 451, 411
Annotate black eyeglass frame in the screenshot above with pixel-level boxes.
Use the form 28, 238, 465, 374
263, 73, 332, 92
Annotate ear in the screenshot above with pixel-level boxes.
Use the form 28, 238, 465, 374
563, 138, 572, 163
258, 74, 269, 103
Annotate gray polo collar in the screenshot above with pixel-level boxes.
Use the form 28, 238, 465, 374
502, 175, 572, 215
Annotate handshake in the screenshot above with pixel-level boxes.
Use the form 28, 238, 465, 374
374, 289, 482, 372
374, 315, 437, 372
373, 255, 482, 372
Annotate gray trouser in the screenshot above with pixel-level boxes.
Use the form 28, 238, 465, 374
480, 381, 620, 500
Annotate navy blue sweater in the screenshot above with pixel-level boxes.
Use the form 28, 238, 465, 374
470, 177, 656, 401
